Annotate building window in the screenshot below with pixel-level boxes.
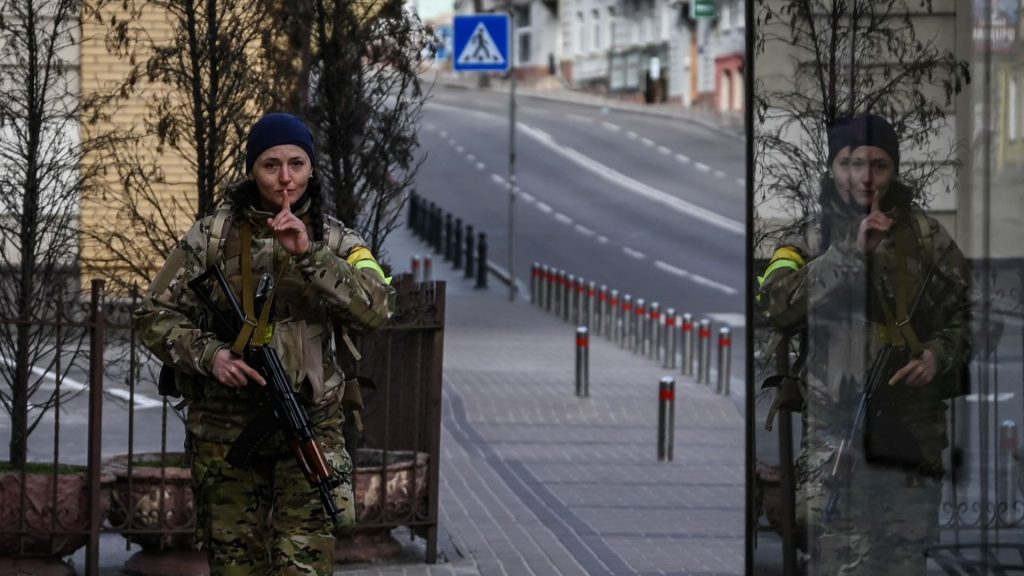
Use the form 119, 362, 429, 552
608, 7, 616, 50
519, 33, 532, 65
733, 0, 745, 29
1011, 77, 1019, 142
593, 9, 601, 51
722, 1, 732, 30
577, 12, 585, 55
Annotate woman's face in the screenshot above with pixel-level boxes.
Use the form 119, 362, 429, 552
830, 146, 852, 203
251, 144, 312, 211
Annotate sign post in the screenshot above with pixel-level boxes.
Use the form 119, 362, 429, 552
454, 13, 518, 302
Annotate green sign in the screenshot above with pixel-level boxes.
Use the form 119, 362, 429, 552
694, 0, 715, 18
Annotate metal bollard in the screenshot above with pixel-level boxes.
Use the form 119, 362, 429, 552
554, 270, 564, 317
587, 281, 596, 329
564, 272, 574, 323
430, 207, 440, 253
567, 274, 578, 323
453, 219, 464, 269
634, 298, 646, 354
423, 255, 433, 282
608, 289, 619, 341
411, 255, 422, 282
681, 313, 694, 376
425, 202, 435, 244
1001, 420, 1018, 519
444, 214, 453, 261
598, 285, 609, 336
408, 192, 418, 231
717, 327, 732, 395
576, 327, 590, 397
657, 376, 675, 462
621, 294, 633, 349
543, 265, 553, 313
475, 233, 488, 289
664, 309, 677, 369
464, 226, 475, 279
536, 261, 544, 305
697, 319, 712, 384
649, 302, 661, 360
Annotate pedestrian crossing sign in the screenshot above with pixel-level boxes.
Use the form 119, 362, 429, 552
453, 14, 511, 72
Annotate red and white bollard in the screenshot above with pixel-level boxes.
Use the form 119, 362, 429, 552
568, 274, 578, 324
664, 309, 677, 369
634, 298, 646, 354
412, 255, 422, 283
423, 255, 433, 282
717, 326, 732, 395
697, 319, 712, 384
609, 289, 620, 341
657, 376, 675, 462
680, 313, 694, 376
620, 294, 632, 349
649, 302, 661, 360
576, 326, 590, 397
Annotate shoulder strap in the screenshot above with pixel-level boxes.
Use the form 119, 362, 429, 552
206, 206, 234, 269
910, 207, 933, 267
326, 218, 346, 254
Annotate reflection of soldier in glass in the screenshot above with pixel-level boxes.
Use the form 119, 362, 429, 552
759, 114, 971, 575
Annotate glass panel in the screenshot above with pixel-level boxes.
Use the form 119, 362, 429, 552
750, 0, 1024, 572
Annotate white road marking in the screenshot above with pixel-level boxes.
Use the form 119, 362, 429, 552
520, 192, 535, 202
568, 113, 592, 123
554, 213, 573, 225
601, 121, 621, 132
737, 178, 746, 187
0, 354, 164, 409
491, 174, 507, 187
448, 139, 456, 146
965, 393, 1015, 403
707, 313, 746, 328
641, 138, 655, 147
626, 131, 638, 139
622, 247, 646, 260
714, 170, 726, 179
574, 224, 595, 237
695, 162, 711, 173
518, 124, 744, 235
658, 146, 671, 155
455, 145, 464, 154
426, 123, 436, 131
466, 154, 476, 161
653, 260, 738, 295
536, 201, 553, 213
676, 154, 692, 164
597, 236, 609, 244
439, 130, 448, 137
476, 162, 486, 171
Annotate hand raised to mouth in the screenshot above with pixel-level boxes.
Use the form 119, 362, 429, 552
267, 192, 310, 256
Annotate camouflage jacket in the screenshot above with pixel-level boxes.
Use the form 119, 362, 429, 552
758, 189, 971, 474
133, 198, 394, 440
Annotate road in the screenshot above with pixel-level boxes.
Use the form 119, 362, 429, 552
414, 85, 748, 380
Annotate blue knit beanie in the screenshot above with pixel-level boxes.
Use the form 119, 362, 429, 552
245, 113, 316, 173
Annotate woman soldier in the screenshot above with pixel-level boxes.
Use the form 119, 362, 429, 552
134, 112, 394, 575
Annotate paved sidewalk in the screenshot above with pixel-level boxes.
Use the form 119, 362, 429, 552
423, 68, 745, 141
335, 225, 746, 575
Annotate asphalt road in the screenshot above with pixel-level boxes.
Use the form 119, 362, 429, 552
414, 85, 748, 378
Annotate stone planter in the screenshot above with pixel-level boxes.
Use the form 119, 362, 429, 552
103, 452, 208, 576
0, 466, 110, 576
337, 449, 430, 564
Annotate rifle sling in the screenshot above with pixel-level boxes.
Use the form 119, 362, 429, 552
874, 224, 924, 357
225, 406, 281, 468
232, 222, 283, 353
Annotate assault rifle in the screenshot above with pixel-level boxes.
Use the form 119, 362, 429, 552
821, 264, 936, 524
188, 265, 343, 525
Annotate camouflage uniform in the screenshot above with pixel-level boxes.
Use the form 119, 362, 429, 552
758, 183, 971, 575
134, 197, 394, 576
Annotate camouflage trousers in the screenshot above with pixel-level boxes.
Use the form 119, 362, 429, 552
802, 454, 941, 576
189, 416, 355, 576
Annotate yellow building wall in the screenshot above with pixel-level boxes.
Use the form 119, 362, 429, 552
79, 3, 197, 291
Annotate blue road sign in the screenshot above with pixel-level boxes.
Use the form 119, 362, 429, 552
435, 23, 452, 62
453, 14, 510, 72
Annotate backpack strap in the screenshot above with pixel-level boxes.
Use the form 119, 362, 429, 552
206, 206, 234, 269
910, 207, 933, 268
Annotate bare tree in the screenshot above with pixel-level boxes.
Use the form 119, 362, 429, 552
0, 0, 122, 465
104, 0, 272, 220
264, 0, 433, 262
753, 0, 970, 251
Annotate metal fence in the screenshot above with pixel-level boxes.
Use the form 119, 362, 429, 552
0, 273, 446, 574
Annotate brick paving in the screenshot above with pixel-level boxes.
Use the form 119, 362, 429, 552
335, 226, 746, 575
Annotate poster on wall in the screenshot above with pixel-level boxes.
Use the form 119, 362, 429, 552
974, 0, 1020, 52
